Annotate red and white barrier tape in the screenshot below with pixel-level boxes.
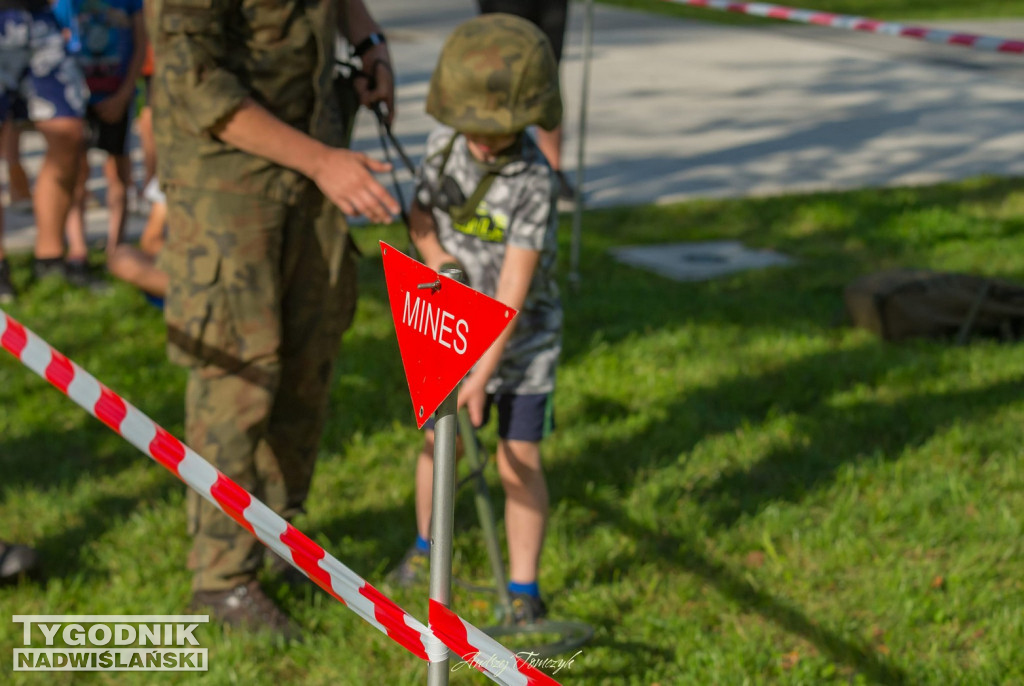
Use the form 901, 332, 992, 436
665, 0, 1024, 54
0, 308, 558, 686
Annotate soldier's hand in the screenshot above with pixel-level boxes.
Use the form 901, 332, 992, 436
356, 44, 395, 124
313, 148, 399, 224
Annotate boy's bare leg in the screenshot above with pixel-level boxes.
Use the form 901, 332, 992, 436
415, 430, 436, 541
138, 105, 156, 187
107, 199, 168, 296
32, 117, 83, 260
139, 201, 166, 256
104, 154, 131, 250
65, 154, 90, 261
497, 439, 548, 584
107, 244, 168, 296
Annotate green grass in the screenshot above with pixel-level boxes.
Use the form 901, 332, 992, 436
3, 175, 1024, 684
598, 0, 1024, 25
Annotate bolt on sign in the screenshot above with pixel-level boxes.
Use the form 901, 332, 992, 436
380, 242, 517, 428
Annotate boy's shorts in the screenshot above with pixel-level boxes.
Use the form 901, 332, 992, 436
0, 9, 87, 123
85, 103, 131, 156
424, 392, 555, 442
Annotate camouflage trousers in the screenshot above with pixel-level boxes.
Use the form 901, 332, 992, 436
160, 185, 358, 592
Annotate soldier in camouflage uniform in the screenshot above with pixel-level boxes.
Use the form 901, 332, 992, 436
148, 0, 398, 635
390, 13, 563, 625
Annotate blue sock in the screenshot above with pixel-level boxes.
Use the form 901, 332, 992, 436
508, 580, 540, 598
415, 534, 430, 553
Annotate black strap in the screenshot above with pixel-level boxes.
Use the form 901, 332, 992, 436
337, 57, 414, 227
431, 132, 522, 227
352, 32, 386, 57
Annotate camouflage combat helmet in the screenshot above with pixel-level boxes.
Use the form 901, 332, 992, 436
426, 13, 563, 135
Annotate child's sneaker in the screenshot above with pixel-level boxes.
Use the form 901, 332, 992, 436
386, 546, 429, 588
509, 592, 548, 625
33, 258, 65, 283
0, 260, 16, 303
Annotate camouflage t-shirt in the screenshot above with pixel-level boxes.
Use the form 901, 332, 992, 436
414, 126, 562, 395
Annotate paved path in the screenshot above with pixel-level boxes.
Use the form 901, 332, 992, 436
5, 1, 1024, 251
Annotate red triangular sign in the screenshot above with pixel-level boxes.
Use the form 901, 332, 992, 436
380, 242, 517, 428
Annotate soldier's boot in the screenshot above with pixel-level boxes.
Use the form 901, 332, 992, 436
267, 553, 317, 593
189, 580, 301, 641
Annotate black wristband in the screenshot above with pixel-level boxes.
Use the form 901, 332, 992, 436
353, 32, 386, 57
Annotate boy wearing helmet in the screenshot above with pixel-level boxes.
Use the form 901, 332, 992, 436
392, 13, 563, 623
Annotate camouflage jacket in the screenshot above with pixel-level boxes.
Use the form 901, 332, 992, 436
148, 0, 347, 203
415, 126, 562, 395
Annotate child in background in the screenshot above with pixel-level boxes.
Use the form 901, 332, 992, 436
106, 30, 165, 305
106, 176, 166, 304
390, 13, 564, 624
136, 41, 155, 191
54, 0, 146, 268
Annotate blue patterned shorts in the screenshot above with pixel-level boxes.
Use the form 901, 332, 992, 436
0, 9, 87, 122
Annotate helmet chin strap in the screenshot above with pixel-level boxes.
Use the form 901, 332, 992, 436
443, 133, 524, 226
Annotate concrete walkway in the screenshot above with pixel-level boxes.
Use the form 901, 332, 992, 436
5, 1, 1024, 251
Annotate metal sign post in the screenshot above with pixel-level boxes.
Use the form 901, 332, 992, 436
379, 247, 518, 683
427, 385, 459, 686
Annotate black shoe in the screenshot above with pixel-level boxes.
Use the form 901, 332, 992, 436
386, 545, 429, 588
0, 260, 16, 304
33, 258, 65, 282
189, 580, 301, 641
0, 541, 39, 584
62, 259, 109, 292
509, 592, 548, 625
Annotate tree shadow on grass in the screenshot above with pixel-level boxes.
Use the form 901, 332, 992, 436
691, 375, 1024, 529
0, 317, 187, 585
572, 509, 919, 685
542, 339, 1022, 683
0, 369, 185, 495
35, 483, 176, 584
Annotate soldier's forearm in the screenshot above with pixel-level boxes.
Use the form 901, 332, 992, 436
341, 0, 384, 45
211, 98, 330, 180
